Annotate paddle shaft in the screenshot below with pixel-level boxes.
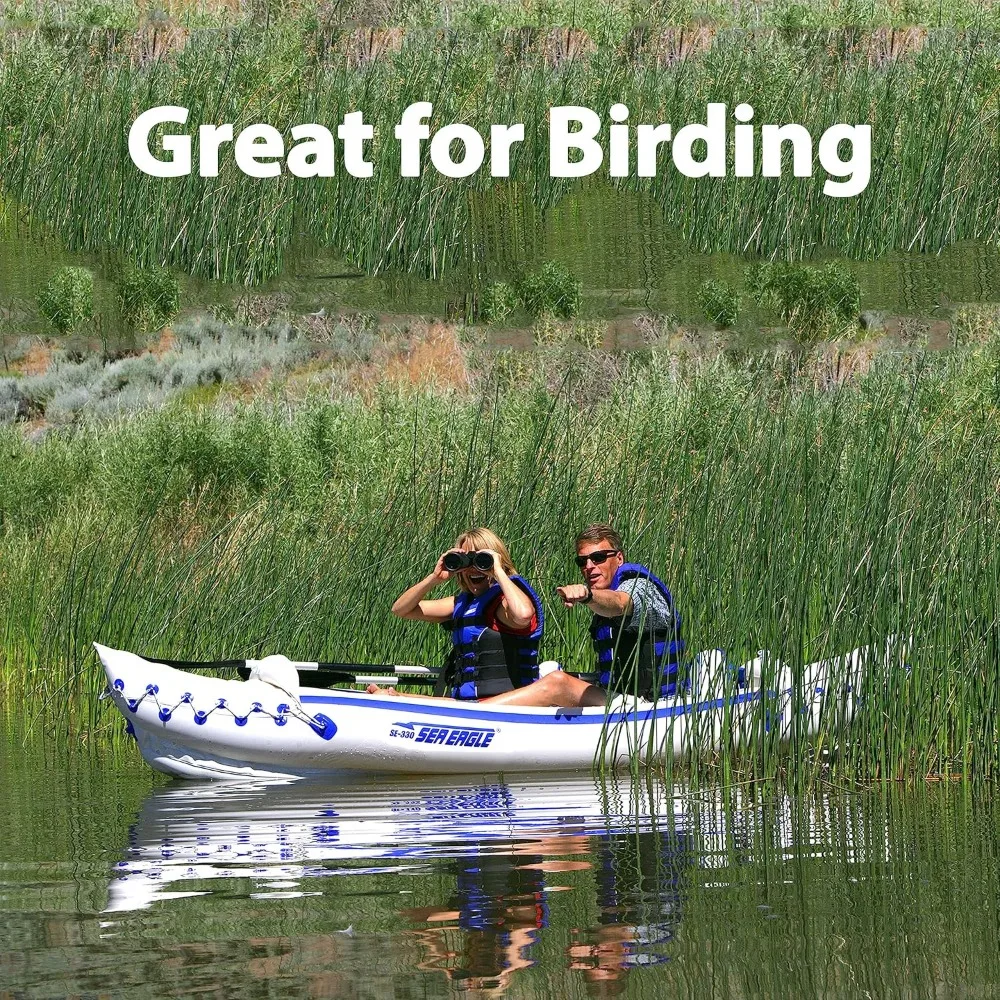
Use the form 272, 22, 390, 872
140, 655, 599, 689
145, 656, 425, 673
140, 656, 433, 689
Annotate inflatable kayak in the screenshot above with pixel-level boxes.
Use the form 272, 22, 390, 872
95, 642, 879, 780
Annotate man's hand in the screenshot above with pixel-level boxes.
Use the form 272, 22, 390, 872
556, 583, 591, 608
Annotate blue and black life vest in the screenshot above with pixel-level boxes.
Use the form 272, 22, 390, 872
589, 563, 684, 699
441, 575, 545, 700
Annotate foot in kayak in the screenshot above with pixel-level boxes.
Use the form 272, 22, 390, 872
366, 684, 400, 695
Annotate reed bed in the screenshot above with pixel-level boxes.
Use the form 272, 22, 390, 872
3, 28, 1000, 285
6, 0, 1000, 32
1, 344, 998, 783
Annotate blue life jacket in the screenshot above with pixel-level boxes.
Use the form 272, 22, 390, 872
444, 575, 545, 700
589, 563, 684, 699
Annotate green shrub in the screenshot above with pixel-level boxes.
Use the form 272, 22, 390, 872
696, 280, 741, 329
747, 263, 861, 337
479, 281, 518, 324
775, 1, 815, 29
517, 261, 581, 320
118, 265, 180, 333
38, 267, 94, 335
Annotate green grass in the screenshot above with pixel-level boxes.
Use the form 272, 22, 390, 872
3, 28, 1000, 285
1, 342, 999, 784
6, 0, 1000, 31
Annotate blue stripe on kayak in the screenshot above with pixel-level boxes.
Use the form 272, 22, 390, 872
299, 690, 767, 726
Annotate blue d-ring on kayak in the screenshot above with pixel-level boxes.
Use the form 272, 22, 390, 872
310, 714, 337, 740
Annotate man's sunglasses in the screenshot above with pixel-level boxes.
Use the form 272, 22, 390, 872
575, 549, 620, 568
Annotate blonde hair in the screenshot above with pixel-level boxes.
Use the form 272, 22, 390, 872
453, 527, 517, 592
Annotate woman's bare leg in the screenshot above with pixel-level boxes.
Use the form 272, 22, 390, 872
365, 685, 446, 700
478, 670, 607, 708
367, 671, 608, 708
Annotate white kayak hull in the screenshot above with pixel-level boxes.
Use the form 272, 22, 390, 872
94, 643, 875, 779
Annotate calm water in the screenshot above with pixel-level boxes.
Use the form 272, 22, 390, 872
4, 188, 1000, 331
3, 723, 999, 999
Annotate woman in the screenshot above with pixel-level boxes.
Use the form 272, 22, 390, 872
373, 528, 544, 700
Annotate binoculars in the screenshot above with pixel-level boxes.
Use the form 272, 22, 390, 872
443, 550, 495, 572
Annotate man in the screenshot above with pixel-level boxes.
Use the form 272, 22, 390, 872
481, 523, 684, 707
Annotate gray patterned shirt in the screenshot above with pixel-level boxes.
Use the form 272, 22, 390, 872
617, 577, 675, 633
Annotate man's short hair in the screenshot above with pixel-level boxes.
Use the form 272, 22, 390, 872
575, 523, 624, 551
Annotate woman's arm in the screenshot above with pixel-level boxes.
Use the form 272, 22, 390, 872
485, 552, 535, 629
391, 553, 457, 623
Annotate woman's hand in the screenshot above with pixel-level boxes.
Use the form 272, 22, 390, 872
390, 555, 460, 622
491, 553, 534, 628
433, 550, 459, 582
480, 548, 503, 574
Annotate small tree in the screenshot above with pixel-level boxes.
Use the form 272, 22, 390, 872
118, 265, 180, 333
38, 267, 94, 335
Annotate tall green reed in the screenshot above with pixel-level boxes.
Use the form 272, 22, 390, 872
1, 345, 998, 782
4, 29, 1000, 285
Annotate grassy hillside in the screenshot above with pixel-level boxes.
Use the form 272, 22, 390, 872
2, 340, 998, 782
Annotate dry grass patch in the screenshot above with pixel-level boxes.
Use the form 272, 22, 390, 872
383, 322, 469, 391
950, 304, 1000, 347
806, 342, 881, 388
149, 327, 176, 357
622, 24, 717, 67
14, 341, 54, 376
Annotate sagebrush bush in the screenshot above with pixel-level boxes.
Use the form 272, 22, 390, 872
44, 386, 92, 423
3, 315, 312, 424
38, 267, 94, 335
0, 378, 30, 423
303, 312, 380, 361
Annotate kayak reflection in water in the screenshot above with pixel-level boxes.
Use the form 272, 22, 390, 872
568, 827, 692, 996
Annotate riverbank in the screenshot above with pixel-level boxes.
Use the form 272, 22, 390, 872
2, 336, 998, 781
2, 295, 994, 426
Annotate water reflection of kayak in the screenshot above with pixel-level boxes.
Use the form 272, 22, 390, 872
105, 773, 889, 922
94, 642, 884, 779
104, 773, 691, 913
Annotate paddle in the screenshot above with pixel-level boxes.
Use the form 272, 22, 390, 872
139, 655, 436, 690
140, 655, 599, 691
